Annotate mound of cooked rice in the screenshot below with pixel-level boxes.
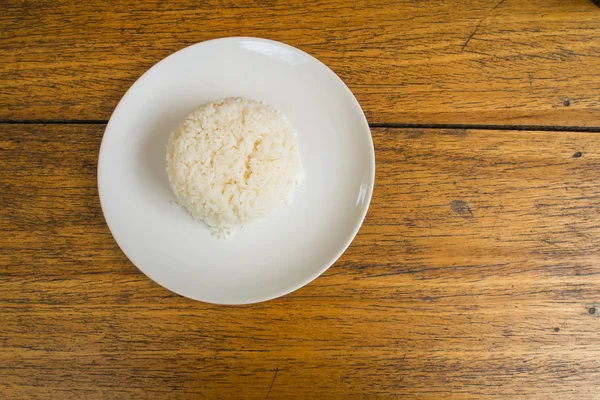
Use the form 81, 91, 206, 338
166, 97, 303, 237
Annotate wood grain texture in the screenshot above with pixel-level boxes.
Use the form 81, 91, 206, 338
2, 0, 600, 126
1, 124, 599, 399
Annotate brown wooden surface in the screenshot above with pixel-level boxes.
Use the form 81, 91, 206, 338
2, 124, 599, 399
2, 0, 600, 398
2, 0, 600, 126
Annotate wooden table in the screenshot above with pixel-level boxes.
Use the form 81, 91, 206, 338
2, 1, 599, 398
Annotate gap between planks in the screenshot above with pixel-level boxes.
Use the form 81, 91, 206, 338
1, 120, 599, 132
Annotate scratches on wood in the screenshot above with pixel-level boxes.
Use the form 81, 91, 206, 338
528, 72, 534, 88
265, 367, 279, 399
449, 200, 475, 219
461, 20, 483, 52
493, 0, 506, 10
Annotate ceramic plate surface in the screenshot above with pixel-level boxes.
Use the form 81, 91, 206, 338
98, 37, 374, 304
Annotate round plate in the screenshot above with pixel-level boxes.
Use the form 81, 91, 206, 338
98, 37, 374, 304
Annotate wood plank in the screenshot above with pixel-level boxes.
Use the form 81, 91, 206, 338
1, 124, 599, 399
2, 0, 600, 126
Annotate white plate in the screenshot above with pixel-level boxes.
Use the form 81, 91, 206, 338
98, 37, 374, 304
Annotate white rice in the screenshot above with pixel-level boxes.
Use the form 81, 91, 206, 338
166, 97, 303, 238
